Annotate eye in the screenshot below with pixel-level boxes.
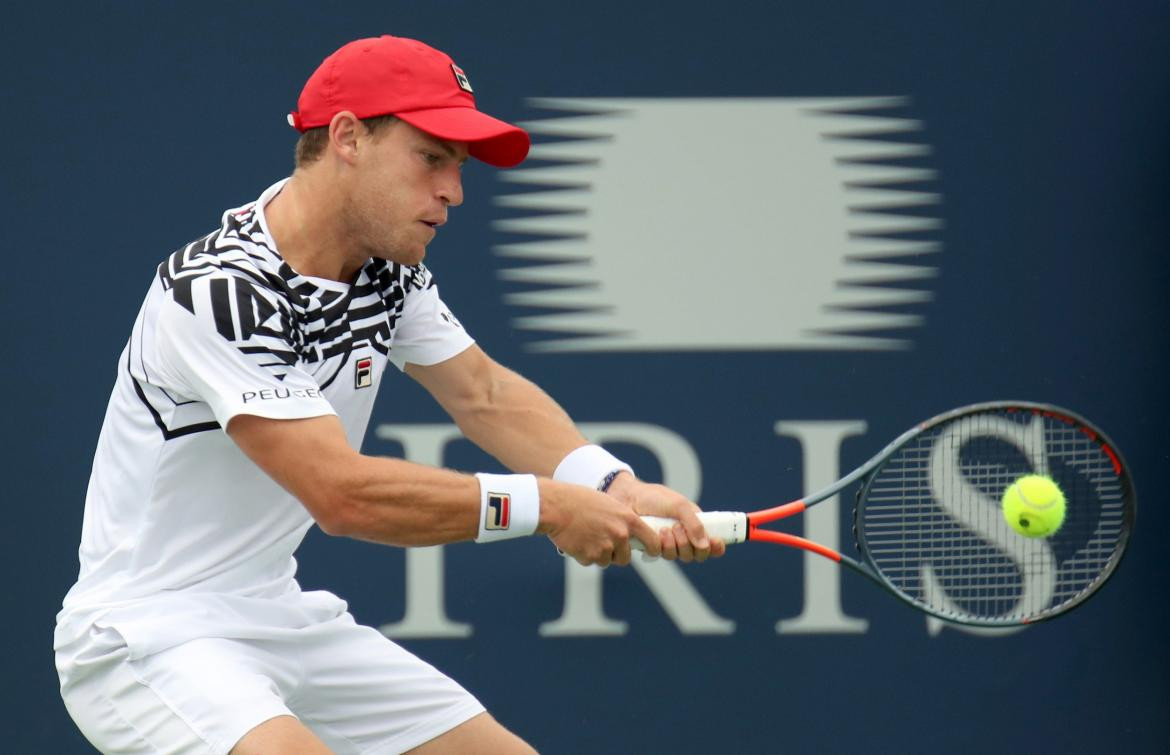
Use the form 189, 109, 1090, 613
421, 151, 441, 165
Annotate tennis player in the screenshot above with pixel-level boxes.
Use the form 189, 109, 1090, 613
54, 35, 722, 754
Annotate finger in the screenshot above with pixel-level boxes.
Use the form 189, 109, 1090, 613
692, 532, 714, 563
613, 538, 633, 566
659, 526, 679, 561
638, 549, 660, 563
672, 523, 695, 562
674, 504, 711, 553
710, 538, 727, 558
629, 515, 662, 558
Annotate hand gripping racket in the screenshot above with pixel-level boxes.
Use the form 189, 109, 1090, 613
641, 401, 1135, 627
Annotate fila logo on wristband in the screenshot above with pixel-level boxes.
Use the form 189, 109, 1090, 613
475, 473, 538, 542
485, 492, 511, 530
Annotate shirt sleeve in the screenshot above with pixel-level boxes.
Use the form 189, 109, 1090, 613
388, 270, 475, 371
152, 274, 336, 427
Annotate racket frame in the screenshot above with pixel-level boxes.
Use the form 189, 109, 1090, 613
743, 400, 1136, 626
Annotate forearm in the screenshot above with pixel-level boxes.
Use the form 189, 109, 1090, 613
230, 413, 491, 546
439, 368, 590, 476
325, 455, 482, 545
330, 455, 630, 555
228, 412, 675, 565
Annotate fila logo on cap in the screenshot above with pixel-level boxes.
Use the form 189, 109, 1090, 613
355, 357, 373, 389
485, 492, 510, 530
451, 64, 473, 93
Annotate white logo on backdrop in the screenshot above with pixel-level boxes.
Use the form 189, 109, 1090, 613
492, 97, 943, 352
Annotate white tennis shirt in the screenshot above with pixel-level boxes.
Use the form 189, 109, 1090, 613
55, 179, 474, 661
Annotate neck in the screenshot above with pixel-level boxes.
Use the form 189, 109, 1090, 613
263, 169, 365, 282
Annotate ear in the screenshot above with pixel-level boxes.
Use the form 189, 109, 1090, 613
327, 111, 363, 165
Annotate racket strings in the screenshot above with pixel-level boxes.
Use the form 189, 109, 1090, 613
857, 408, 1131, 624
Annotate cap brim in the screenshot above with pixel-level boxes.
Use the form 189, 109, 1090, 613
397, 107, 531, 168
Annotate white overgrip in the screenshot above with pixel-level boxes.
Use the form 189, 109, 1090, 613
635, 511, 748, 550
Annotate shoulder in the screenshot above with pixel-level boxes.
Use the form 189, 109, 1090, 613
156, 208, 294, 320
149, 206, 301, 356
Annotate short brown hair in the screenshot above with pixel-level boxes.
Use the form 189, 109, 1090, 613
294, 114, 400, 168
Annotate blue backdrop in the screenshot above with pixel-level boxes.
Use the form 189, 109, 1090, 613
5, 2, 1169, 752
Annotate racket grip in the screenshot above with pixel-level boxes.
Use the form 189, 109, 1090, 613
635, 511, 749, 550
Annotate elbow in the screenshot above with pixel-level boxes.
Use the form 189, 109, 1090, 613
311, 496, 354, 537
306, 480, 368, 538
314, 504, 354, 537
296, 451, 387, 538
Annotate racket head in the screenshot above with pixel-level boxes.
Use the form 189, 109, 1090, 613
852, 401, 1135, 626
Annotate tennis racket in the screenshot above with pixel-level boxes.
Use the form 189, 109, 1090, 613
640, 401, 1135, 627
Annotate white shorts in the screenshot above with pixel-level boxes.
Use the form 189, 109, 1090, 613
56, 613, 485, 754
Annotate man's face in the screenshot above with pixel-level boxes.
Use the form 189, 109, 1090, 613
345, 120, 468, 267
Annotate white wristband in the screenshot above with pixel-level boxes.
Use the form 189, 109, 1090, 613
553, 444, 634, 490
474, 473, 540, 542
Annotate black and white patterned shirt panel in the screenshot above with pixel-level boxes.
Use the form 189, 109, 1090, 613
133, 198, 468, 439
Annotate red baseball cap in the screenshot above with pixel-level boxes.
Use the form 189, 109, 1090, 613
289, 36, 530, 168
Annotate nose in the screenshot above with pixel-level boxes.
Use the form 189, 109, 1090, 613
438, 167, 464, 208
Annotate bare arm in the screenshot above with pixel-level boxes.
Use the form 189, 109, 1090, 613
226, 411, 661, 563
407, 345, 722, 560
405, 345, 589, 476
227, 413, 479, 545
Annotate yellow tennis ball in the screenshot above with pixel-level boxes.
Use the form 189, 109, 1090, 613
1002, 475, 1066, 537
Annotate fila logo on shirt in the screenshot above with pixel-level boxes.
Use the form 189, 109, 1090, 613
355, 357, 373, 389
485, 492, 510, 530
